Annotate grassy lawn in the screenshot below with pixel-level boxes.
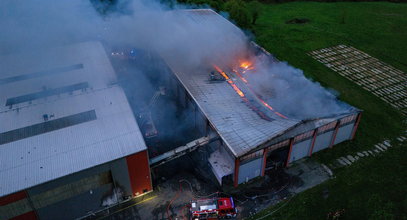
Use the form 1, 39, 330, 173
252, 1, 406, 162
248, 2, 407, 219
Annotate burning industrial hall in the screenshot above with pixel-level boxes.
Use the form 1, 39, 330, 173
0, 3, 361, 220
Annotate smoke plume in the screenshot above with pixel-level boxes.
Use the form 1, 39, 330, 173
0, 0, 352, 121
245, 53, 352, 119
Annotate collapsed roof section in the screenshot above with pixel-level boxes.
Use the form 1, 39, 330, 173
160, 9, 359, 158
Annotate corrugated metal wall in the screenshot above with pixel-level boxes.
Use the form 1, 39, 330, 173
35, 182, 113, 220
0, 156, 144, 220
238, 157, 263, 184
32, 172, 112, 210
0, 191, 36, 220
313, 131, 334, 153
289, 139, 312, 163
334, 123, 355, 145
32, 157, 133, 220
233, 113, 361, 187
126, 150, 152, 197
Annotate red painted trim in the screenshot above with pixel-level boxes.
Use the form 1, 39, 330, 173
285, 138, 294, 167
308, 129, 318, 156
351, 113, 362, 140
1, 191, 38, 220
10, 211, 37, 220
126, 150, 152, 197
261, 148, 268, 176
233, 159, 240, 187
0, 191, 27, 206
330, 121, 340, 148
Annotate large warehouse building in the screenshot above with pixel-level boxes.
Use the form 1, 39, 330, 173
0, 9, 362, 220
160, 9, 361, 187
0, 42, 152, 220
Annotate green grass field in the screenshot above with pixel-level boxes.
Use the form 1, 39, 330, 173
249, 2, 407, 219
252, 2, 406, 160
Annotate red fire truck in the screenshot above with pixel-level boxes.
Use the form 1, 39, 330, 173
190, 197, 238, 219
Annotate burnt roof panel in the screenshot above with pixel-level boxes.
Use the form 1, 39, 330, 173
162, 61, 298, 157
160, 9, 356, 158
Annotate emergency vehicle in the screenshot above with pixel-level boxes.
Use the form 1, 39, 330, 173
190, 197, 237, 219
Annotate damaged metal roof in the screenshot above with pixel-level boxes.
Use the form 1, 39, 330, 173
161, 9, 356, 158
163, 60, 299, 158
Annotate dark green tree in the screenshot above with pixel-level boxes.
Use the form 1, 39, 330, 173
247, 0, 261, 25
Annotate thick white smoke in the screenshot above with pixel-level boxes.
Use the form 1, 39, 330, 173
245, 54, 353, 119
1, 0, 248, 75
0, 0, 103, 54
0, 0, 352, 120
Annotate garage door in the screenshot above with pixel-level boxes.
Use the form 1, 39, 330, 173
289, 139, 312, 163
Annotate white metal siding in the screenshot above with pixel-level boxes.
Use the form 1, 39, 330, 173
289, 139, 312, 163
313, 131, 334, 153
238, 157, 262, 184
334, 123, 355, 145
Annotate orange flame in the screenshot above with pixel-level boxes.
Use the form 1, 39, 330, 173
214, 65, 244, 98
260, 99, 287, 119
214, 65, 229, 80
240, 61, 252, 69
239, 60, 254, 71
230, 83, 245, 97
260, 99, 274, 110
214, 64, 287, 119
233, 70, 248, 83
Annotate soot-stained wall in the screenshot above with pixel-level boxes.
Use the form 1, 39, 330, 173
1, 154, 148, 220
